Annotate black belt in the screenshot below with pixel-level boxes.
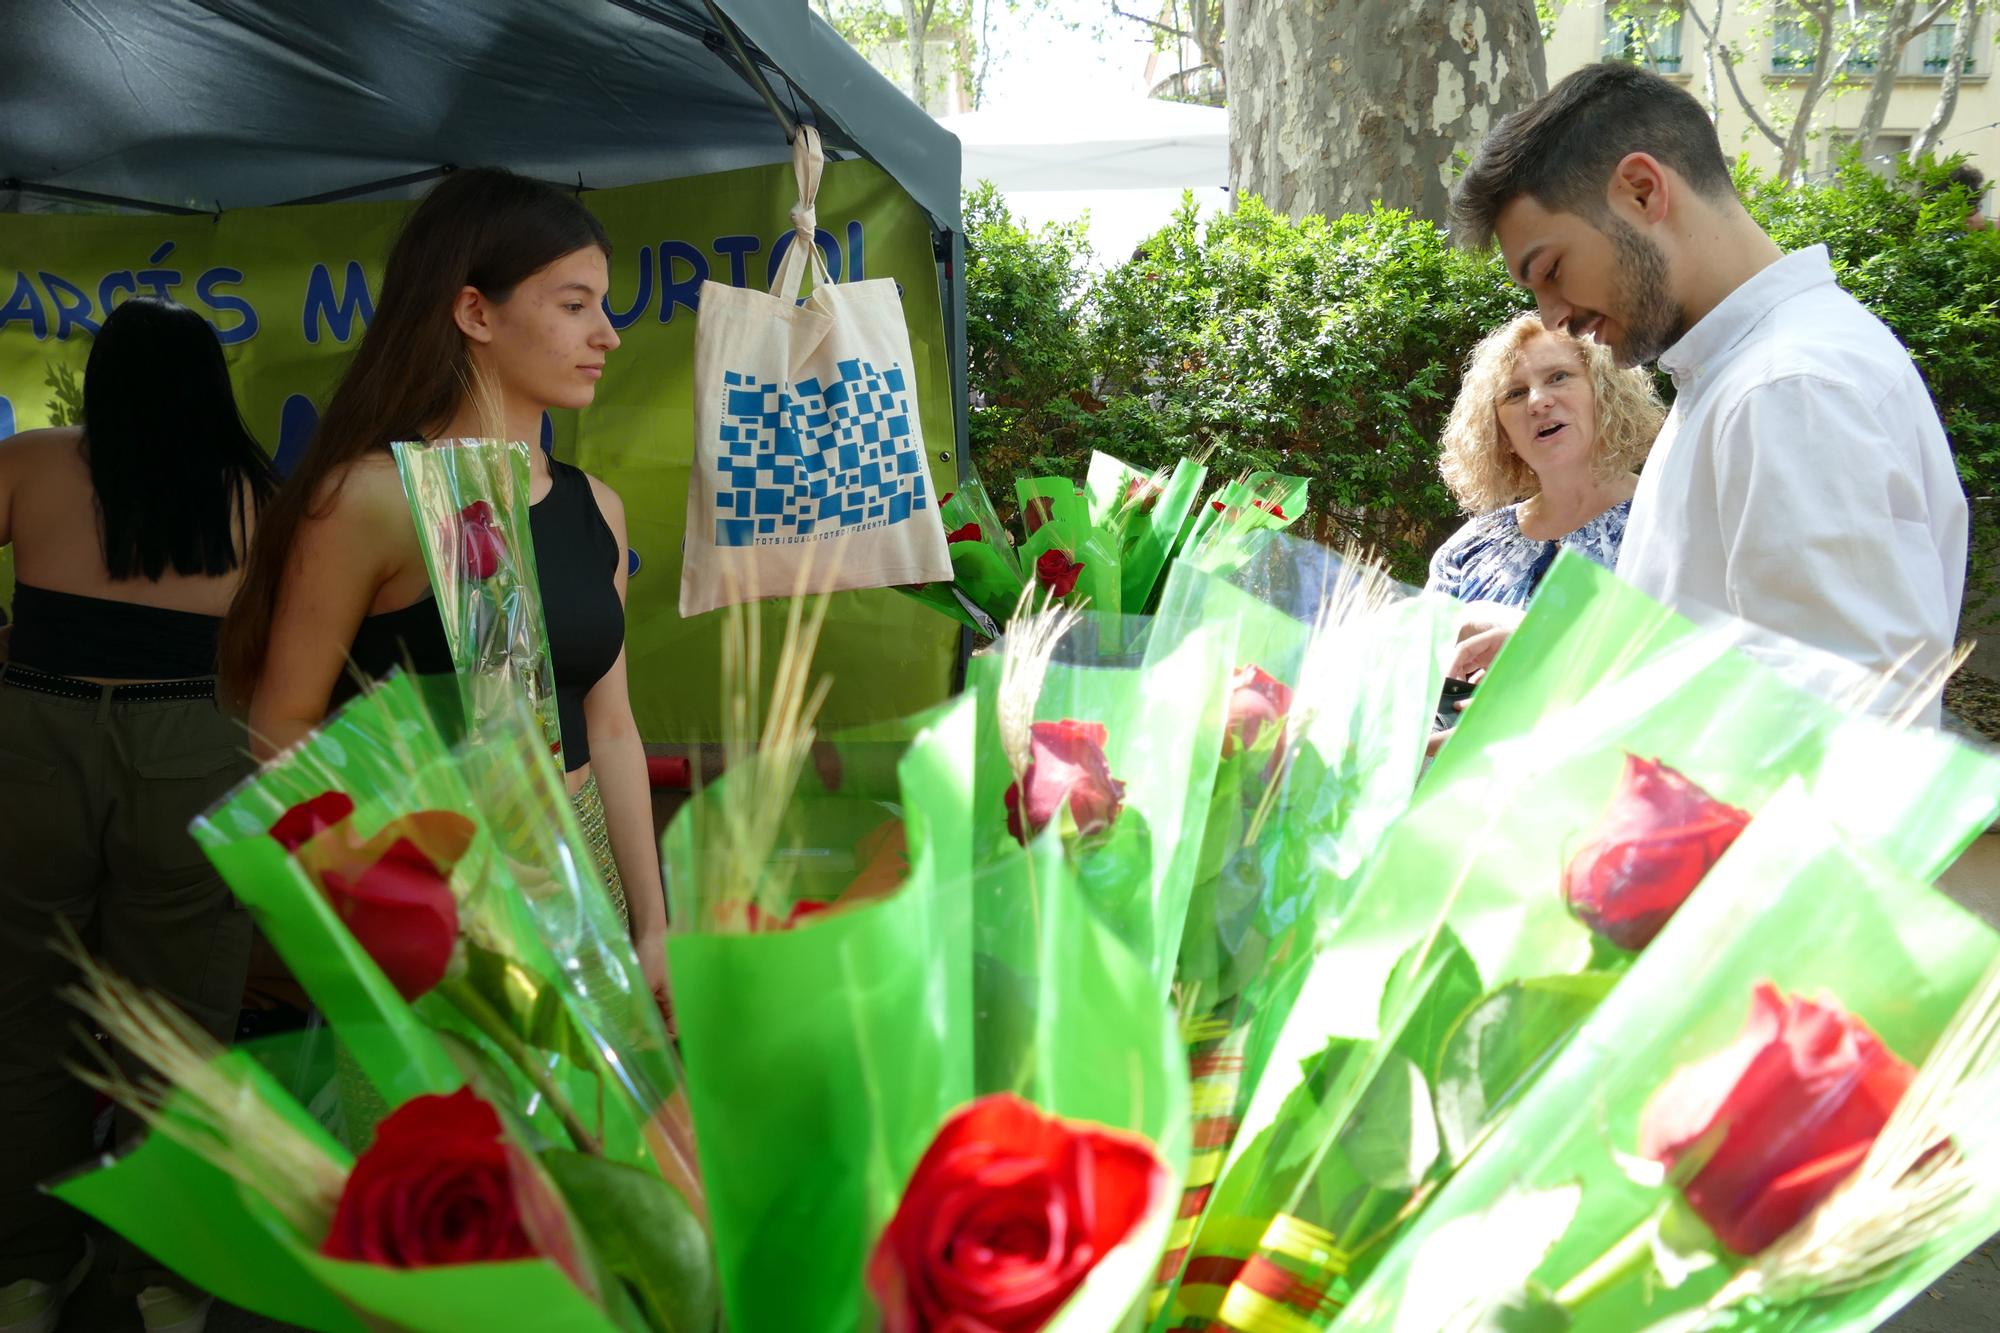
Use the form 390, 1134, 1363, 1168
0, 663, 217, 703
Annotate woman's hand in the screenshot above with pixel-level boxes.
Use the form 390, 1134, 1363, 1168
636, 923, 673, 1028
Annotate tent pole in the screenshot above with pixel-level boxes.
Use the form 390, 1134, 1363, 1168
0, 179, 208, 217
696, 0, 799, 143
280, 166, 457, 207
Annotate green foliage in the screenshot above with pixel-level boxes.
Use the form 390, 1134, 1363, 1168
964, 156, 2000, 602
43, 361, 83, 427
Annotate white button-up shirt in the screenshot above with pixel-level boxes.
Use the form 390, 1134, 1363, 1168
1616, 245, 1968, 719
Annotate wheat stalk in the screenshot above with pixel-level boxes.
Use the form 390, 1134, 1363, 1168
996, 586, 1083, 779
708, 556, 836, 922
55, 925, 346, 1241
1714, 954, 2000, 1310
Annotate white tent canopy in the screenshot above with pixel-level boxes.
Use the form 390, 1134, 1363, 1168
938, 96, 1227, 193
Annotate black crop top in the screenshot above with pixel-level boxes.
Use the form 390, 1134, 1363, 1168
340, 459, 625, 772
10, 582, 221, 679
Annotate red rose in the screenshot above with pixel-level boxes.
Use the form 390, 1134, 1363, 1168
947, 522, 983, 544
1223, 664, 1293, 757
1022, 496, 1056, 535
323, 1087, 536, 1267
940, 492, 955, 506
867, 1093, 1168, 1333
458, 500, 505, 581
1210, 499, 1226, 513
269, 791, 356, 853
1562, 755, 1752, 952
1252, 498, 1286, 519
320, 837, 461, 1001
1034, 550, 1084, 600
1122, 477, 1162, 512
1639, 984, 1913, 1256
1004, 720, 1125, 845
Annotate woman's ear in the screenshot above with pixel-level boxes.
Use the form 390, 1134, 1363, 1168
452, 286, 496, 344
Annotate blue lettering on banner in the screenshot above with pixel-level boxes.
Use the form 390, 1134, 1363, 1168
0, 395, 14, 440
196, 266, 259, 345
713, 234, 761, 288
765, 227, 843, 287
303, 260, 375, 344
274, 394, 319, 478
659, 241, 709, 325
40, 272, 97, 340
605, 244, 653, 331
710, 358, 926, 548
0, 272, 48, 339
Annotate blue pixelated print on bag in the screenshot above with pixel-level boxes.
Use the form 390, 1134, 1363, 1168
712, 358, 929, 547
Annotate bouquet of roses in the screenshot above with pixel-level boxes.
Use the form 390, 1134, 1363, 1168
656, 585, 1192, 1331
51, 947, 711, 1332
1164, 554, 2000, 1332
900, 450, 1308, 635
1336, 788, 2000, 1333
393, 437, 564, 762
1147, 536, 1454, 1320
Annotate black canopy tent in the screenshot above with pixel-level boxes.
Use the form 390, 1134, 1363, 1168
0, 0, 969, 472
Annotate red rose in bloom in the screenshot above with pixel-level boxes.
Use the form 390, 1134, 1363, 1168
458, 500, 505, 581
1561, 755, 1752, 952
269, 792, 356, 853
1004, 720, 1125, 845
323, 1087, 536, 1267
1640, 985, 1913, 1256
947, 522, 983, 544
867, 1093, 1168, 1333
1035, 550, 1084, 600
1223, 665, 1293, 757
1022, 496, 1057, 535
319, 838, 461, 1001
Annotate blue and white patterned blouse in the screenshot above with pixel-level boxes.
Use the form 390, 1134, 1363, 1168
1425, 499, 1631, 607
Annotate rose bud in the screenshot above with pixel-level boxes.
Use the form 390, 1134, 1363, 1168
458, 500, 505, 581
1562, 755, 1751, 952
1223, 665, 1293, 758
1004, 719, 1126, 845
1034, 549, 1084, 600
867, 1093, 1168, 1333
1640, 984, 1914, 1256
269, 791, 357, 853
319, 838, 461, 1001
322, 1087, 536, 1267
947, 521, 983, 544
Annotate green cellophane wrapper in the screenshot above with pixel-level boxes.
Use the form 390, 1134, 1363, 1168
1083, 450, 1211, 615
659, 700, 976, 1333
1172, 554, 2000, 1332
393, 437, 564, 764
192, 674, 682, 1179
48, 1038, 632, 1333
939, 678, 1193, 1332
1175, 472, 1310, 567
967, 605, 1235, 998
1151, 539, 1453, 1324
1338, 789, 2000, 1333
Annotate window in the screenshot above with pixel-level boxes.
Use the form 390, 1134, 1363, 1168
1828, 130, 1912, 177
1605, 3, 1685, 72
1919, 18, 1977, 74
1771, 16, 1817, 71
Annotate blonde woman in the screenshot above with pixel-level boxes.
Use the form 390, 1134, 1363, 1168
1427, 313, 1666, 607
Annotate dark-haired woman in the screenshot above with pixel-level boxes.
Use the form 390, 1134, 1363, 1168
219, 168, 668, 1007
0, 297, 272, 1329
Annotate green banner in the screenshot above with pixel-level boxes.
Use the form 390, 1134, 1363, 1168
0, 159, 957, 741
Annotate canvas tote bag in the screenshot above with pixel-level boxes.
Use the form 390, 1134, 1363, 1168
680, 125, 951, 616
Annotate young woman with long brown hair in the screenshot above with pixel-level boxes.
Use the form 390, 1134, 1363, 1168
218, 168, 667, 1004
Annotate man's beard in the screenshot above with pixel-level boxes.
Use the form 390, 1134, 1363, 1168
1593, 219, 1686, 369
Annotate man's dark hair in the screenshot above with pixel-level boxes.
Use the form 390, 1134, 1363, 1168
1946, 162, 1986, 196
1452, 62, 1736, 248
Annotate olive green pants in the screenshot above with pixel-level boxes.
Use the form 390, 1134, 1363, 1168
0, 670, 254, 1285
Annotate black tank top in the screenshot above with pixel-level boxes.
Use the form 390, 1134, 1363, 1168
10, 582, 221, 679
340, 459, 625, 771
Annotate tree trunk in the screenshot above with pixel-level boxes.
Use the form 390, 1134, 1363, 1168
1911, 0, 1981, 157
901, 0, 932, 112
1221, 0, 1546, 226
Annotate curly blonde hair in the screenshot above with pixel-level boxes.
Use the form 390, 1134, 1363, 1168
1437, 314, 1665, 515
